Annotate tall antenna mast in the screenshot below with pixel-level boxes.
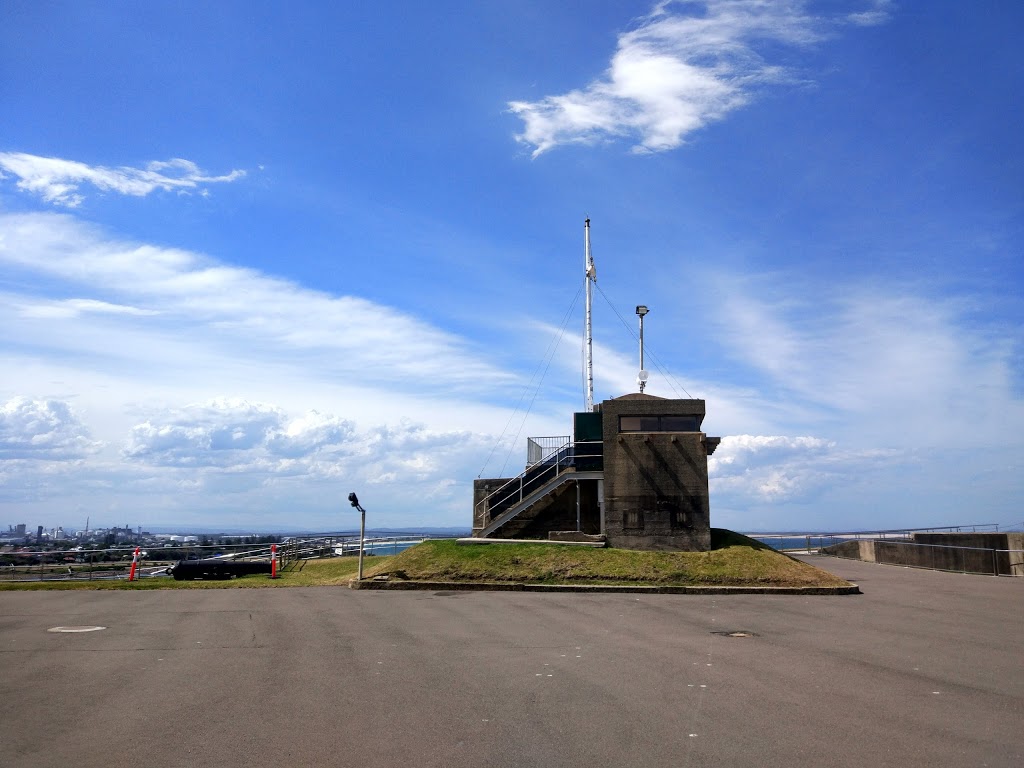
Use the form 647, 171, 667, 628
584, 218, 596, 411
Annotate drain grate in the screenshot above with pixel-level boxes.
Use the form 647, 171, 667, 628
711, 630, 758, 638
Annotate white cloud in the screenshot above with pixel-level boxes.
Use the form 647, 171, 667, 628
0, 212, 515, 397
510, 0, 819, 156
121, 398, 370, 476
712, 279, 1024, 449
0, 209, 558, 527
18, 298, 160, 320
0, 397, 101, 460
509, 1, 887, 156
694, 271, 1024, 525
711, 434, 835, 469
0, 152, 244, 206
113, 398, 497, 524
709, 433, 901, 502
709, 434, 833, 500
847, 0, 893, 27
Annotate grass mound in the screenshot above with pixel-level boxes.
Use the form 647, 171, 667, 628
0, 530, 851, 590
362, 529, 850, 588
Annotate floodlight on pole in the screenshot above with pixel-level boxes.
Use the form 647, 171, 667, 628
348, 492, 366, 580
636, 305, 649, 392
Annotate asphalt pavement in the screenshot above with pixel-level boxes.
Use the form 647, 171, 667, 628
1, 555, 1021, 768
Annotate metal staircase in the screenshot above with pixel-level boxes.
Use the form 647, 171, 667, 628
476, 440, 603, 538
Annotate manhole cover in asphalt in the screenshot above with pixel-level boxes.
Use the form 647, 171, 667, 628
47, 626, 106, 633
711, 630, 758, 638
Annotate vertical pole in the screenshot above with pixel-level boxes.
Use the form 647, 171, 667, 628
576, 480, 581, 532
638, 311, 645, 393
270, 544, 278, 579
357, 505, 366, 581
584, 219, 595, 412
128, 546, 140, 582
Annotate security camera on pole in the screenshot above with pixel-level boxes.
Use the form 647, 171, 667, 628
348, 492, 367, 580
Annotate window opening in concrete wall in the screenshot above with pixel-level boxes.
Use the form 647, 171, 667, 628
623, 510, 644, 529
619, 415, 699, 432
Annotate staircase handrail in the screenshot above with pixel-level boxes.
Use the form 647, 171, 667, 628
475, 440, 602, 522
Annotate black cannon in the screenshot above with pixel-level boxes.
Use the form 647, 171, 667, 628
169, 558, 272, 581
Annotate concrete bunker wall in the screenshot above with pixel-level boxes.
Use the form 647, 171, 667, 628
601, 397, 711, 551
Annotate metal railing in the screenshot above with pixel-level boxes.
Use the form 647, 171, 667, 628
268, 535, 436, 570
527, 436, 571, 465
475, 440, 603, 526
0, 541, 278, 582
0, 535, 436, 582
746, 523, 1001, 549
818, 535, 1024, 576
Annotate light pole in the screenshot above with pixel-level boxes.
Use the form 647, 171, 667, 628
348, 492, 366, 580
635, 305, 649, 392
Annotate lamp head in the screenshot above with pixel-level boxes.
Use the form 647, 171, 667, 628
348, 492, 360, 508
635, 305, 649, 317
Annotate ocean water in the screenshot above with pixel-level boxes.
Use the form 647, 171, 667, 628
747, 536, 851, 551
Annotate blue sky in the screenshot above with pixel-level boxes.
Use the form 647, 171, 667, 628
1, 0, 1021, 533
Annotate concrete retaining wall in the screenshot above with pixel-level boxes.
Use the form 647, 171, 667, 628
822, 533, 1024, 576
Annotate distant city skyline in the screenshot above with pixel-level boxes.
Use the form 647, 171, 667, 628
2, 2, 1022, 532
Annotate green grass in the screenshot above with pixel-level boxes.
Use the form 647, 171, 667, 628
0, 530, 852, 590
360, 529, 851, 588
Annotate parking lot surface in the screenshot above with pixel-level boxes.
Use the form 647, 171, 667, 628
1, 555, 1021, 767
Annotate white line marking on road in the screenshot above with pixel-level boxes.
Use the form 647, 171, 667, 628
47, 626, 106, 633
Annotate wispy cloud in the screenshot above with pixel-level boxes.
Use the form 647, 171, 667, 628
0, 212, 513, 396
712, 278, 1024, 450
18, 298, 160, 320
847, 0, 893, 27
510, 0, 885, 156
0, 152, 244, 206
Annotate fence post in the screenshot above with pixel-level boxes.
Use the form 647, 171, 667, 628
128, 546, 141, 582
991, 548, 998, 577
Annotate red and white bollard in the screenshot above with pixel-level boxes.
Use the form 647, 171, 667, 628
128, 546, 141, 582
270, 544, 278, 579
